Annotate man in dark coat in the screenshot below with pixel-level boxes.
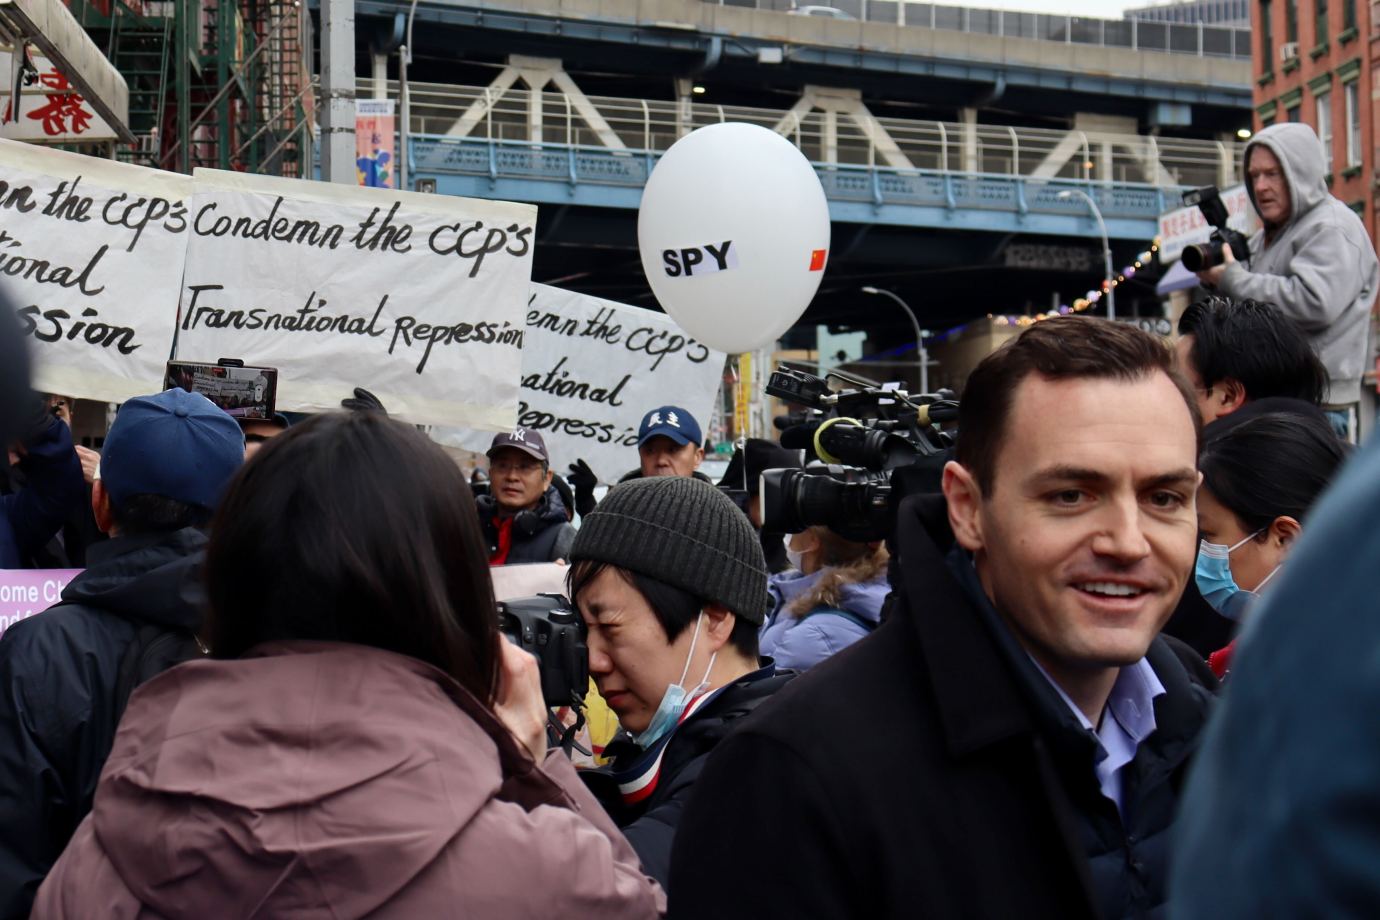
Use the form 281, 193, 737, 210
670, 317, 1214, 919
478, 428, 575, 565
1, 399, 85, 569
0, 388, 244, 919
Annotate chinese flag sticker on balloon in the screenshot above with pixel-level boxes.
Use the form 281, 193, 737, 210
637, 123, 831, 355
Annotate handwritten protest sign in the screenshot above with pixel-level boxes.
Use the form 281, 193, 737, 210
0, 569, 79, 640
438, 284, 725, 482
177, 169, 537, 430
0, 139, 190, 402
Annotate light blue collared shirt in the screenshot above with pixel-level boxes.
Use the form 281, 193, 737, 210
1028, 655, 1167, 818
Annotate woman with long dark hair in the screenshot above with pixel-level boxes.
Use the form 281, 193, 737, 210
34, 411, 664, 918
1195, 412, 1347, 677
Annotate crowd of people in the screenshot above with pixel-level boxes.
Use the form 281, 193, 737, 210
0, 119, 1378, 918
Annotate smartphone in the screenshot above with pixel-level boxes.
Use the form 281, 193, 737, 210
165, 360, 278, 420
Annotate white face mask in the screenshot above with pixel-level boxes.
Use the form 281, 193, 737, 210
783, 533, 805, 571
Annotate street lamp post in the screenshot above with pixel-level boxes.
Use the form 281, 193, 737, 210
861, 286, 930, 393
1057, 188, 1115, 322
399, 0, 420, 191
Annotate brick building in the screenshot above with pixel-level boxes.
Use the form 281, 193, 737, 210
1252, 0, 1372, 239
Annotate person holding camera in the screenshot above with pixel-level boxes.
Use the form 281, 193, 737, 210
30, 411, 665, 919
568, 476, 793, 891
670, 318, 1215, 920
1194, 122, 1378, 442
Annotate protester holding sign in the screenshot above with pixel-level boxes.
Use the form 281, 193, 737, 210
32, 411, 665, 919
478, 429, 575, 565
0, 388, 244, 919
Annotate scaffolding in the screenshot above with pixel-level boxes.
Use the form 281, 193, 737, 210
65, 0, 312, 175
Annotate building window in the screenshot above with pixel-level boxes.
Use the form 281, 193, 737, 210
1316, 0, 1328, 44
1317, 91, 1333, 172
1287, 104, 1302, 123
1345, 81, 1361, 167
1286, 0, 1298, 40
1343, 0, 1355, 29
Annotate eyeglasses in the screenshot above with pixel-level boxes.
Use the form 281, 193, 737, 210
491, 458, 545, 475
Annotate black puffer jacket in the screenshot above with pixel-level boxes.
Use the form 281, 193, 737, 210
477, 484, 576, 564
582, 664, 793, 890
0, 528, 206, 920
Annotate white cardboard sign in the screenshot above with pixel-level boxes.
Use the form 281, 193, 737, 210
438, 283, 724, 483
0, 138, 190, 402
176, 169, 536, 430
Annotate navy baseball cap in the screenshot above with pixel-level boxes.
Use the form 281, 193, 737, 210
488, 427, 549, 463
99, 388, 246, 510
637, 406, 702, 447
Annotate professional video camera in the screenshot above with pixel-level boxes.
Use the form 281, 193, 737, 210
759, 365, 959, 541
1180, 185, 1251, 272
497, 593, 588, 709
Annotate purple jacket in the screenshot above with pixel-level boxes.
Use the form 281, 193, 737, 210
759, 567, 889, 671
34, 641, 665, 919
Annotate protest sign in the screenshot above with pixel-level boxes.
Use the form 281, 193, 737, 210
177, 169, 537, 430
438, 284, 725, 482
0, 568, 79, 640
0, 139, 190, 402
491, 562, 568, 601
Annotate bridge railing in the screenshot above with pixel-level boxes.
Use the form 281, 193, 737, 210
707, 1, 1250, 59
409, 134, 1179, 222
381, 80, 1242, 189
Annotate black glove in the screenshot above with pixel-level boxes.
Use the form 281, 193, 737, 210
567, 458, 598, 518
342, 387, 387, 414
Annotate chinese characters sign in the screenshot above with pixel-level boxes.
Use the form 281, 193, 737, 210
0, 50, 116, 143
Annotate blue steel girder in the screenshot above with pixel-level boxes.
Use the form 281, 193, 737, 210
409, 136, 1171, 240
351, 0, 1250, 109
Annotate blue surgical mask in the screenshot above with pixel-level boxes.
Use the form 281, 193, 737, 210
1195, 532, 1281, 622
633, 611, 717, 750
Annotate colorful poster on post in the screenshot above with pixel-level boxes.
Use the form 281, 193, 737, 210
0, 569, 80, 640
436, 283, 725, 483
0, 139, 191, 402
177, 169, 536, 430
355, 100, 395, 189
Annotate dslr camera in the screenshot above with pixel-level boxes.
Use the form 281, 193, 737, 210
759, 366, 958, 542
497, 594, 588, 709
1180, 185, 1251, 272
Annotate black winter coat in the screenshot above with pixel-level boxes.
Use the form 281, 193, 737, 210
0, 528, 206, 920
669, 495, 1213, 920
582, 665, 792, 890
478, 485, 576, 564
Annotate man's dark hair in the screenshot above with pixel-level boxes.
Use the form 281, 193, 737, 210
1199, 412, 1347, 533
566, 559, 760, 659
204, 412, 500, 704
111, 494, 213, 535
1178, 295, 1328, 405
956, 316, 1200, 495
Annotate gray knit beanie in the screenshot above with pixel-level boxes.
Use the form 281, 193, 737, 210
571, 476, 771, 623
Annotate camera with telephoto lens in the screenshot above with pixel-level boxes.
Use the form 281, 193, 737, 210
759, 366, 958, 542
1180, 186, 1251, 272
497, 594, 588, 708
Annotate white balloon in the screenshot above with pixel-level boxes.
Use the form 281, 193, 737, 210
638, 123, 831, 355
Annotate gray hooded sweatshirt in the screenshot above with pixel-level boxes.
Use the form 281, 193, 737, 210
1218, 122, 1378, 406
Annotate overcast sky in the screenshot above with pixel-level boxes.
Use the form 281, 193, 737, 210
954, 0, 1136, 14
